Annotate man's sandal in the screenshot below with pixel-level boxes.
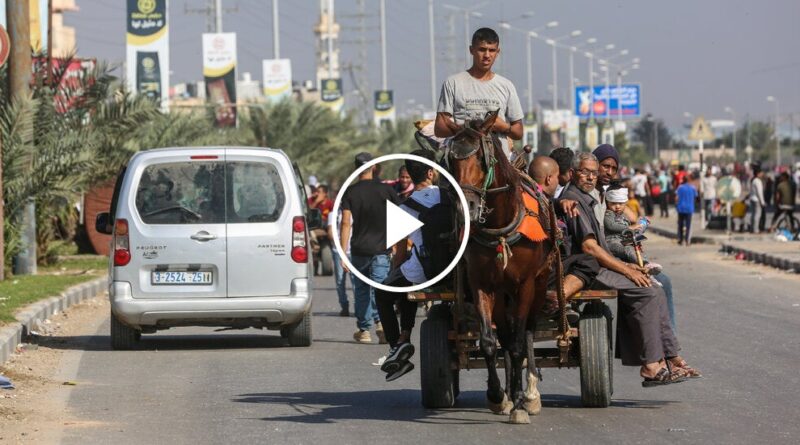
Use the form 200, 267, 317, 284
641, 367, 687, 388
669, 358, 702, 378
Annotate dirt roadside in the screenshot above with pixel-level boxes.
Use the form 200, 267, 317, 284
0, 295, 109, 444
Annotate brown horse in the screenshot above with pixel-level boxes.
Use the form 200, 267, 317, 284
447, 110, 555, 424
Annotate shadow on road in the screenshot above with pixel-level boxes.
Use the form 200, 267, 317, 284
233, 390, 497, 425
34, 333, 294, 351
541, 393, 676, 409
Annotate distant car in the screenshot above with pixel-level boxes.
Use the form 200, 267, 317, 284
96, 147, 321, 349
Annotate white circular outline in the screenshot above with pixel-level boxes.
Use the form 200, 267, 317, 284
330, 154, 470, 293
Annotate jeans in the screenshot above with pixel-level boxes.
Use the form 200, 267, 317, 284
677, 212, 692, 244
350, 253, 390, 331
332, 248, 353, 312
703, 199, 714, 221
749, 202, 764, 233
653, 271, 676, 334
659, 193, 669, 217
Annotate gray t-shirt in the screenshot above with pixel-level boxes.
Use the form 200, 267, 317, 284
437, 71, 524, 156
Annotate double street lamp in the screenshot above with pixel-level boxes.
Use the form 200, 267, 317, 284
443, 2, 490, 66
723, 106, 736, 159
766, 96, 781, 166
546, 29, 582, 111
499, 20, 558, 117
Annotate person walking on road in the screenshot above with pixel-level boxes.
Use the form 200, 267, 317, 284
770, 171, 796, 231
374, 150, 443, 382
434, 27, 524, 159
701, 170, 717, 222
749, 164, 766, 233
340, 152, 400, 344
675, 176, 698, 246
329, 207, 353, 317
657, 170, 671, 217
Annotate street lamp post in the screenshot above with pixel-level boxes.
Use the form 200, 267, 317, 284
443, 2, 489, 66
767, 96, 780, 166
428, 0, 436, 111
547, 29, 581, 111
724, 106, 736, 159
499, 20, 558, 118
569, 37, 596, 115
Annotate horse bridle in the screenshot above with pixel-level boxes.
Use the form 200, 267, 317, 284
446, 127, 511, 224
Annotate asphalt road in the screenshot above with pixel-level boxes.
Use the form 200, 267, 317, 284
57, 236, 800, 444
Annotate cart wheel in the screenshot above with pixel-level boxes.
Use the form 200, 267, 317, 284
420, 304, 456, 408
604, 304, 614, 397
579, 303, 612, 407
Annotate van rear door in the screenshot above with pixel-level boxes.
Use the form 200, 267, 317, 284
126, 151, 227, 299
225, 150, 304, 297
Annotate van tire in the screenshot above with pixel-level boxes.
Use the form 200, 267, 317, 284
287, 310, 313, 347
110, 311, 140, 350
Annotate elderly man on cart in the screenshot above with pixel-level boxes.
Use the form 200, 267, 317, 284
557, 152, 699, 386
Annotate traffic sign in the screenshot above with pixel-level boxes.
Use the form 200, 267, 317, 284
0, 25, 9, 68
688, 116, 715, 141
716, 176, 742, 202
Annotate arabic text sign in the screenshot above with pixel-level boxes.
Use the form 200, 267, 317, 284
575, 84, 640, 118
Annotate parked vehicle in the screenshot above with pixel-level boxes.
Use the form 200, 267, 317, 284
96, 147, 321, 349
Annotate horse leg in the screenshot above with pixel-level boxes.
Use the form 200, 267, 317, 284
523, 329, 542, 415
477, 289, 509, 414
524, 274, 548, 416
508, 277, 538, 425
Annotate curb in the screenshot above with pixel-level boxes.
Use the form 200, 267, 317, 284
648, 225, 718, 245
719, 244, 800, 274
0, 276, 108, 366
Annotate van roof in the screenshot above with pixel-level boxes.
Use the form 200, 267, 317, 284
128, 146, 290, 162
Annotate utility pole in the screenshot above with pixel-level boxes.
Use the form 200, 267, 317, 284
428, 0, 437, 112
215, 0, 223, 32
379, 0, 387, 90
7, 0, 36, 275
273, 0, 280, 58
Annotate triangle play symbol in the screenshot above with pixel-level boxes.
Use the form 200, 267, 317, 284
385, 200, 424, 249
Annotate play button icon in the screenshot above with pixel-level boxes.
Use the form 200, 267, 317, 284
385, 200, 424, 249
331, 153, 471, 293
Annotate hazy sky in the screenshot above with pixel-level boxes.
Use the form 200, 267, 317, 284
66, 0, 799, 131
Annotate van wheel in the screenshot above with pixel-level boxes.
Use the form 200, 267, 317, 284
287, 311, 313, 347
110, 310, 140, 350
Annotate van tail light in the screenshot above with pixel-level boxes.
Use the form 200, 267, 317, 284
113, 218, 131, 266
291, 216, 308, 263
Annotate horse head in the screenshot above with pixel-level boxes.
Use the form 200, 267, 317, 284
448, 109, 500, 224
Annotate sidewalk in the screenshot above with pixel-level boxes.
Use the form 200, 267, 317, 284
647, 211, 800, 274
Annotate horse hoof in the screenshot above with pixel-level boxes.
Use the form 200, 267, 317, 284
524, 398, 542, 416
488, 394, 512, 415
508, 410, 531, 424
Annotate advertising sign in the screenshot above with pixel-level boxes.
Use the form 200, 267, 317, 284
585, 122, 599, 149
262, 58, 292, 102
203, 32, 237, 127
320, 78, 343, 114
32, 57, 96, 112
373, 90, 395, 127
29, 0, 48, 53
126, 0, 169, 106
575, 84, 640, 118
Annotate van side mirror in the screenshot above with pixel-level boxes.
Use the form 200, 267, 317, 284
307, 208, 323, 230
95, 212, 113, 235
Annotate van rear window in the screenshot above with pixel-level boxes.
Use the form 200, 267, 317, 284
135, 160, 286, 224
136, 162, 226, 224
227, 161, 286, 223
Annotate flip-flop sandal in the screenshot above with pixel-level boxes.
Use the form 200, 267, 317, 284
642, 367, 687, 388
670, 359, 702, 378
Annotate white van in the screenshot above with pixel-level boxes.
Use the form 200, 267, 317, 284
96, 147, 320, 349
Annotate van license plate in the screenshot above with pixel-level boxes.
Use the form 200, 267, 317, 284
151, 271, 213, 285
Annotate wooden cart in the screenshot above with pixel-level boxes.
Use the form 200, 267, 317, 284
409, 267, 616, 409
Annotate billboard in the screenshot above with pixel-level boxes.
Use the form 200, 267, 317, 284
203, 33, 237, 127
262, 58, 292, 102
320, 78, 343, 114
373, 90, 395, 127
126, 0, 169, 106
575, 84, 640, 118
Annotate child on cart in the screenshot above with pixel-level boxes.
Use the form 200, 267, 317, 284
603, 182, 662, 279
